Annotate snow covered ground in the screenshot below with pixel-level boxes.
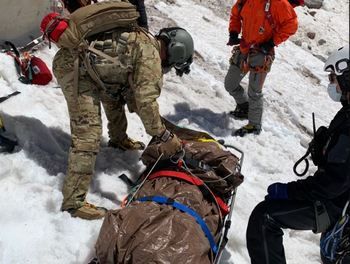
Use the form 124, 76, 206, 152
0, 0, 349, 263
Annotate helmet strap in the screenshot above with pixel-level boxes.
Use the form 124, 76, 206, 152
337, 70, 350, 93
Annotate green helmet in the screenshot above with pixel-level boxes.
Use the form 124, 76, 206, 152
157, 27, 194, 76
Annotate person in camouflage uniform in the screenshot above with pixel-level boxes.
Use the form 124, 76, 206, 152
42, 2, 194, 220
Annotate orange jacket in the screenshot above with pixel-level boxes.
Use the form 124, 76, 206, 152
229, 0, 298, 54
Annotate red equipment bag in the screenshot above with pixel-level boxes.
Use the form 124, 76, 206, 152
28, 56, 53, 85
4, 41, 52, 85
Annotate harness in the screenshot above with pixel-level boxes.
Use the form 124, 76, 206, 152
76, 27, 152, 101
237, 0, 276, 45
242, 48, 274, 73
83, 33, 131, 90
236, 0, 276, 73
321, 196, 350, 263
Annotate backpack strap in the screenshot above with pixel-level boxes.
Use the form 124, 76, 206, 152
81, 31, 132, 91
4, 41, 33, 84
237, 0, 275, 30
4, 41, 20, 57
264, 0, 276, 30
4, 41, 22, 76
237, 0, 246, 13
82, 41, 107, 90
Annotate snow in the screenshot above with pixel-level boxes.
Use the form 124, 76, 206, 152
0, 0, 349, 263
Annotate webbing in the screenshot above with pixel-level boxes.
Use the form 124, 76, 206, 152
148, 170, 229, 215
138, 195, 218, 254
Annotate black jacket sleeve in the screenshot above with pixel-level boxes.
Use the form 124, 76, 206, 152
288, 110, 350, 203
129, 0, 148, 29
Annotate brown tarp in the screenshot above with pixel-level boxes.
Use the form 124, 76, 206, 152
95, 125, 243, 264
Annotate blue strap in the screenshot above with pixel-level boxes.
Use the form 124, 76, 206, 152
138, 195, 218, 254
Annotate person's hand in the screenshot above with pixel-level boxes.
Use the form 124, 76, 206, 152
266, 183, 289, 200
141, 130, 182, 166
260, 39, 275, 54
227, 32, 240, 46
158, 132, 182, 157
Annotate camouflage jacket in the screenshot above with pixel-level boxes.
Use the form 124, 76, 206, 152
127, 31, 165, 136
53, 30, 165, 137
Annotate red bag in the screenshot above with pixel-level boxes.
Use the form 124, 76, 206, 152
27, 56, 53, 85
5, 41, 53, 85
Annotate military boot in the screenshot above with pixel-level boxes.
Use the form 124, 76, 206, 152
233, 124, 261, 137
66, 202, 107, 220
108, 137, 145, 151
229, 102, 249, 119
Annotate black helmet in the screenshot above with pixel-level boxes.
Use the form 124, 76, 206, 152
157, 27, 194, 76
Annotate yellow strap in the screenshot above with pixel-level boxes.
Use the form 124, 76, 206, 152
196, 138, 217, 143
195, 138, 222, 147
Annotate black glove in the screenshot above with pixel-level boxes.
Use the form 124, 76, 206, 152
260, 39, 275, 54
227, 32, 240, 46
309, 126, 328, 166
174, 56, 193, 77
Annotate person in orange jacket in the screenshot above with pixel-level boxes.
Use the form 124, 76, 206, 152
225, 0, 302, 136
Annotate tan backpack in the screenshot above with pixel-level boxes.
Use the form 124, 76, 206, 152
57, 0, 140, 49
54, 0, 144, 96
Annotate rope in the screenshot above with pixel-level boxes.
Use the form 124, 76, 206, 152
125, 153, 164, 206
293, 150, 310, 177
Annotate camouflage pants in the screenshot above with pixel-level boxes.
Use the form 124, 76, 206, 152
53, 48, 128, 209
224, 48, 274, 128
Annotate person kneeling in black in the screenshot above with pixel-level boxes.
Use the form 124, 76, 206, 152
246, 46, 350, 264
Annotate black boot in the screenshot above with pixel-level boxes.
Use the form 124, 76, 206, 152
233, 124, 261, 137
229, 102, 249, 119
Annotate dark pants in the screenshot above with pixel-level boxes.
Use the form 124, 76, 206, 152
246, 199, 341, 264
